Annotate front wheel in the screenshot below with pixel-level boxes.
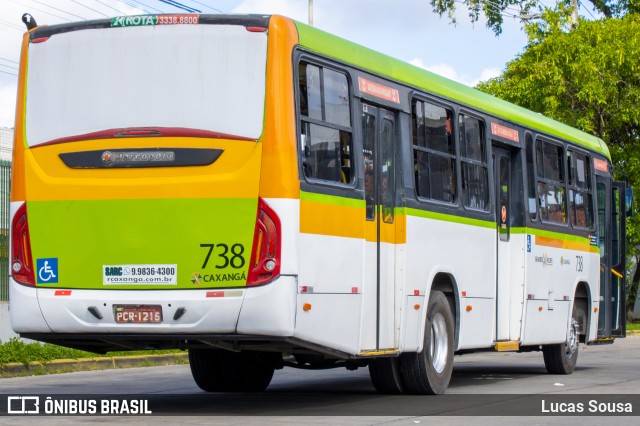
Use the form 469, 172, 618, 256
400, 290, 454, 394
543, 316, 579, 374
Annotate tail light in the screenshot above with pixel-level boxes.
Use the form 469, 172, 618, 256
247, 198, 281, 286
11, 203, 35, 286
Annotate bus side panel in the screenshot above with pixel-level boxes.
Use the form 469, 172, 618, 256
402, 295, 423, 352
298, 189, 365, 289
508, 233, 527, 341
521, 232, 598, 345
522, 300, 571, 344
456, 297, 495, 350
294, 293, 363, 355
404, 214, 495, 350
295, 232, 364, 353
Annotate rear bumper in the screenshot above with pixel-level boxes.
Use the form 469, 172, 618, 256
10, 275, 297, 337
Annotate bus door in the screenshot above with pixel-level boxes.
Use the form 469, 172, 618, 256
493, 144, 515, 341
360, 103, 398, 351
596, 177, 627, 338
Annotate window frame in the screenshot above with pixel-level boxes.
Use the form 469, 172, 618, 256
535, 137, 569, 227
567, 147, 596, 231
296, 58, 356, 188
411, 96, 459, 206
524, 132, 538, 222
458, 110, 489, 212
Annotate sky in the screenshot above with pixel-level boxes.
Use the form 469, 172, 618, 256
0, 0, 591, 128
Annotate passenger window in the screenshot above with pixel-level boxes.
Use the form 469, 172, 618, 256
459, 114, 488, 211
299, 64, 321, 121
298, 62, 353, 184
568, 150, 594, 229
322, 69, 350, 127
412, 100, 456, 203
536, 139, 567, 224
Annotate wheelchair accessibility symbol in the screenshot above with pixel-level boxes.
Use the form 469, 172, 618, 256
36, 258, 58, 284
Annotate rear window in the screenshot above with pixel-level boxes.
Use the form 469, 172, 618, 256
25, 24, 267, 146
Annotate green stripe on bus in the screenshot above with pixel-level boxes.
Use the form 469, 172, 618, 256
302, 191, 597, 249
404, 210, 597, 247
403, 207, 495, 229
300, 190, 365, 209
295, 22, 610, 160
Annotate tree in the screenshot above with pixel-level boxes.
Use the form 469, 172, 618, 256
430, 0, 640, 35
477, 13, 640, 318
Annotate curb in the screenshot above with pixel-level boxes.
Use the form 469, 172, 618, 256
0, 353, 189, 378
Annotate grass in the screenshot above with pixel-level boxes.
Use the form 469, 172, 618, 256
627, 321, 640, 331
0, 337, 183, 368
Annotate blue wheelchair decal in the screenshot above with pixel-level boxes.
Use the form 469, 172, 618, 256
37, 258, 58, 284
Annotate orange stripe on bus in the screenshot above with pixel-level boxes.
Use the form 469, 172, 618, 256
258, 15, 300, 200
10, 32, 31, 202
301, 199, 406, 244
300, 199, 363, 239
535, 235, 597, 253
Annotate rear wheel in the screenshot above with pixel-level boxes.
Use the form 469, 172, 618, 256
369, 357, 406, 394
189, 348, 278, 392
543, 313, 579, 374
189, 348, 227, 392
400, 290, 454, 394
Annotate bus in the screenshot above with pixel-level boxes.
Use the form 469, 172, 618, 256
10, 13, 632, 394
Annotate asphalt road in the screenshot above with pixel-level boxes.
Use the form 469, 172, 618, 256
2, 337, 640, 424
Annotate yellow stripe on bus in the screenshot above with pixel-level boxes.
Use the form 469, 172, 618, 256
23, 139, 262, 201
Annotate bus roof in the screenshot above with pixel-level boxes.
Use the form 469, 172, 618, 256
293, 20, 611, 161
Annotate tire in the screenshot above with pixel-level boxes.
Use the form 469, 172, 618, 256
369, 357, 406, 394
189, 348, 228, 392
218, 350, 277, 392
543, 314, 579, 374
189, 348, 278, 392
400, 290, 455, 394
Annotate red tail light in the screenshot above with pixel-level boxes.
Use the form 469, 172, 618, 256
247, 198, 281, 286
11, 203, 35, 286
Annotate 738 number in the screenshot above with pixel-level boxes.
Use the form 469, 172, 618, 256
200, 243, 245, 269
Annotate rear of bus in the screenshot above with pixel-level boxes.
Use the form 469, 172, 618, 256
10, 14, 300, 352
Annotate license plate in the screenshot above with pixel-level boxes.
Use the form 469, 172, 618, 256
114, 305, 162, 323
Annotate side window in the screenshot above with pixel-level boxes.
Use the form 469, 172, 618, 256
568, 150, 594, 229
298, 62, 353, 184
459, 114, 488, 210
412, 99, 456, 203
536, 139, 567, 224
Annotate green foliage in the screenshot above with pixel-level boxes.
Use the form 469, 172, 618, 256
477, 14, 640, 316
0, 338, 181, 367
430, 0, 540, 35
428, 0, 639, 35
